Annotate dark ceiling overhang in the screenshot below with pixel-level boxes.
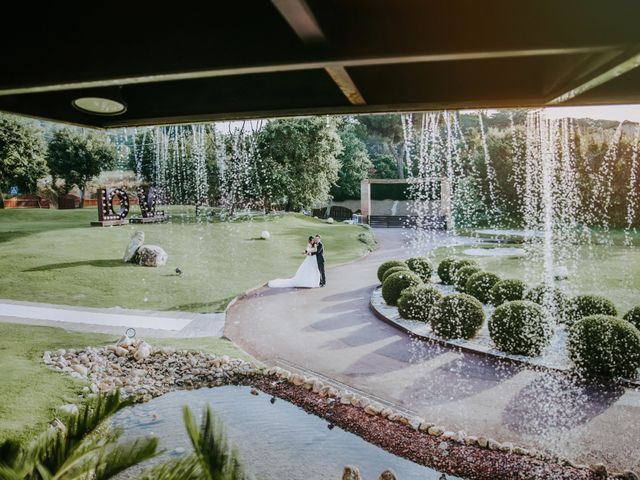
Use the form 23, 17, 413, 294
1, 0, 640, 128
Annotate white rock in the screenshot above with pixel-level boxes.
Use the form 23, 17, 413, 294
56, 349, 66, 356
134, 345, 151, 362
59, 404, 78, 415
160, 346, 176, 356
419, 421, 435, 432
364, 403, 383, 416
477, 436, 488, 448
340, 393, 354, 405
71, 364, 88, 376
260, 230, 270, 240
123, 231, 145, 262
115, 346, 128, 357
427, 426, 444, 437
137, 245, 168, 267
488, 438, 501, 451
464, 435, 478, 446
326, 217, 334, 224
409, 416, 423, 431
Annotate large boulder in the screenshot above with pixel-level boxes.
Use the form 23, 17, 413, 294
123, 231, 144, 263
137, 245, 168, 267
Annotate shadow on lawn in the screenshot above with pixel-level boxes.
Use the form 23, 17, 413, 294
23, 259, 126, 272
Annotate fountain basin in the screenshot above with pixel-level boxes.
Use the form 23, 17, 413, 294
463, 247, 526, 258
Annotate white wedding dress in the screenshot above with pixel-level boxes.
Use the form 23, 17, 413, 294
268, 245, 321, 288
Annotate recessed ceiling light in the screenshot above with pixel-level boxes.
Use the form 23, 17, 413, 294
72, 97, 127, 116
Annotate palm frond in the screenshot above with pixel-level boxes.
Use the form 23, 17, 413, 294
136, 455, 200, 480
93, 437, 160, 480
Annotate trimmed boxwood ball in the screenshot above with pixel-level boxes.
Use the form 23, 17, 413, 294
377, 260, 407, 283
465, 272, 501, 304
623, 305, 640, 330
565, 295, 618, 326
490, 279, 527, 306
489, 300, 553, 356
449, 259, 479, 283
406, 257, 434, 282
382, 265, 410, 282
523, 284, 567, 321
397, 285, 444, 321
381, 271, 422, 306
437, 257, 457, 284
453, 266, 482, 293
429, 293, 485, 339
568, 314, 640, 379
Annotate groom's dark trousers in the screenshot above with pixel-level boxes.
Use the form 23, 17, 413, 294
315, 242, 326, 286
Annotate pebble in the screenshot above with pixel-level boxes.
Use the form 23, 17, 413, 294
477, 437, 488, 448
590, 463, 608, 478
488, 438, 501, 451
427, 426, 444, 437
250, 388, 259, 396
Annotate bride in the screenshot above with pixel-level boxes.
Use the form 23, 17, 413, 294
268, 236, 321, 288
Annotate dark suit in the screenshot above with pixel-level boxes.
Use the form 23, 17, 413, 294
314, 241, 326, 286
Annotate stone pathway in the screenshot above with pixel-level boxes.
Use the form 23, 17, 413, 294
0, 299, 225, 338
225, 229, 640, 472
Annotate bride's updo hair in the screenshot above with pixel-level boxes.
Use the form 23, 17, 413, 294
308, 236, 314, 243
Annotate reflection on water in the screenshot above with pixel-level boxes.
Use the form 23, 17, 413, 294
113, 386, 456, 480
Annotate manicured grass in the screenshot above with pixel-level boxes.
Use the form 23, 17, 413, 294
0, 208, 374, 313
429, 238, 640, 312
0, 322, 254, 445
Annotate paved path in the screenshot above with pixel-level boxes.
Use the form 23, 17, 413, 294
0, 299, 225, 338
225, 229, 640, 471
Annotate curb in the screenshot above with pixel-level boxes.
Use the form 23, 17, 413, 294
369, 286, 640, 389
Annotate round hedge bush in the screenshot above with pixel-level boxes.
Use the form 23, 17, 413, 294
490, 279, 527, 306
397, 285, 444, 321
524, 284, 567, 309
449, 259, 479, 283
377, 260, 407, 283
565, 295, 618, 326
382, 265, 411, 282
568, 314, 640, 379
489, 301, 553, 356
437, 258, 457, 284
453, 266, 482, 293
465, 272, 501, 304
406, 257, 434, 282
429, 293, 485, 339
381, 271, 422, 306
623, 305, 640, 330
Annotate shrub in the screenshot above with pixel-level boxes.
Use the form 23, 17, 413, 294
453, 266, 482, 293
623, 305, 640, 330
565, 295, 618, 326
382, 265, 410, 282
465, 272, 501, 304
489, 301, 553, 355
377, 260, 407, 283
490, 279, 527, 306
523, 284, 568, 321
429, 293, 485, 339
437, 257, 457, 284
568, 315, 640, 378
381, 271, 422, 306
406, 257, 434, 282
397, 285, 444, 321
449, 259, 479, 283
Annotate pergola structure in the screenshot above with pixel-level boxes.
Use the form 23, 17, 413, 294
1, 1, 640, 128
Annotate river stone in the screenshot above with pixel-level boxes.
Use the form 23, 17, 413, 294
342, 466, 362, 480
379, 469, 397, 480
590, 464, 608, 478
477, 437, 488, 448
427, 426, 444, 437
137, 245, 168, 267
488, 439, 501, 451
123, 231, 145, 263
71, 364, 88, 376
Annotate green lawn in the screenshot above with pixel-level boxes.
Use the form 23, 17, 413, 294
429, 238, 640, 313
0, 208, 374, 312
0, 322, 253, 445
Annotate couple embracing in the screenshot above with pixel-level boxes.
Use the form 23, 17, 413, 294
268, 234, 326, 288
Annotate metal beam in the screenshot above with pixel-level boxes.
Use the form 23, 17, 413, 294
0, 45, 623, 98
271, 0, 366, 105
548, 49, 640, 104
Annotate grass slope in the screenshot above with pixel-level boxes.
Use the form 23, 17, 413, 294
0, 209, 374, 312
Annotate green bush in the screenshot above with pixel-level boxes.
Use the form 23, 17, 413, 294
453, 266, 482, 293
429, 293, 485, 339
568, 315, 640, 378
377, 260, 407, 283
490, 279, 527, 306
523, 284, 568, 321
382, 265, 410, 282
465, 272, 501, 304
381, 271, 422, 306
397, 285, 444, 321
565, 295, 618, 326
489, 301, 553, 356
449, 259, 479, 283
437, 257, 457, 284
406, 257, 434, 282
623, 306, 640, 330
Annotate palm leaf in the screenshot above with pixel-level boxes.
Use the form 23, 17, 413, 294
93, 437, 160, 480
136, 455, 200, 480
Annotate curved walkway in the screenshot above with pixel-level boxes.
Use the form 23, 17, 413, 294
225, 229, 640, 472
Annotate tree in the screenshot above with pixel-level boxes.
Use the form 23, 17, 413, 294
330, 120, 372, 201
47, 128, 117, 207
0, 114, 48, 208
257, 117, 342, 211
357, 114, 405, 178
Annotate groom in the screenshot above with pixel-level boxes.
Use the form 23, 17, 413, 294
313, 234, 326, 287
